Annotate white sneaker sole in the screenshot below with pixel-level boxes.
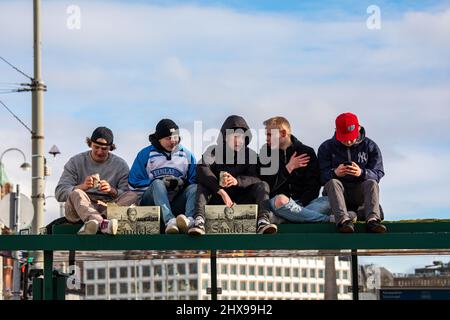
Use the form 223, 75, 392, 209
78, 220, 98, 235
165, 225, 179, 234
110, 219, 118, 235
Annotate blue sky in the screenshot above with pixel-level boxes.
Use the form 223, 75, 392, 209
1, 0, 450, 274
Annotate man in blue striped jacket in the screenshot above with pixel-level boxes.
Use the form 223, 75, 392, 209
128, 119, 197, 234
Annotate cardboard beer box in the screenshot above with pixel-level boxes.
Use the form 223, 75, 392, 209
107, 204, 160, 235
204, 204, 257, 234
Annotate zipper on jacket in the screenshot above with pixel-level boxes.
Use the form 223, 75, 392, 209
346, 147, 352, 163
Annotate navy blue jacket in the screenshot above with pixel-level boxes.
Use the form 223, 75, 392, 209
317, 127, 384, 185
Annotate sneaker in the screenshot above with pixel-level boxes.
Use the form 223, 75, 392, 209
77, 220, 99, 235
337, 220, 354, 233
257, 220, 278, 234
188, 216, 206, 236
348, 211, 358, 223
366, 220, 387, 233
99, 219, 118, 235
165, 218, 179, 234
176, 214, 194, 233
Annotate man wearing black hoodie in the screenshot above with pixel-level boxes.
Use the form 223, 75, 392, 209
318, 112, 386, 233
259, 117, 332, 223
188, 115, 277, 235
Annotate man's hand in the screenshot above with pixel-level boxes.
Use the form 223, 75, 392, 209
98, 180, 117, 196
345, 162, 362, 177
222, 172, 238, 188
217, 189, 234, 207
334, 164, 348, 177
286, 152, 310, 174
79, 175, 94, 190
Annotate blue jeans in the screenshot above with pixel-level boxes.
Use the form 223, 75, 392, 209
140, 179, 197, 224
269, 196, 331, 223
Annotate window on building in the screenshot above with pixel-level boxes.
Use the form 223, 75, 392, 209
120, 283, 128, 294
168, 264, 175, 275
267, 283, 273, 291
131, 267, 135, 278
267, 267, 273, 276
154, 281, 163, 292
249, 281, 256, 291
319, 284, 324, 293
294, 283, 299, 292
231, 281, 237, 290
177, 263, 186, 275
202, 264, 208, 274
336, 271, 340, 279
302, 283, 308, 293
143, 281, 151, 293
293, 268, 299, 277
240, 282, 247, 290
275, 267, 282, 277
249, 266, 255, 275
179, 279, 188, 291
311, 284, 317, 293
221, 264, 228, 274
258, 266, 264, 275
168, 280, 175, 292
97, 284, 106, 295
86, 269, 94, 280
319, 270, 324, 279
189, 263, 197, 274
240, 265, 246, 275
276, 282, 282, 292
142, 266, 150, 277
202, 280, 208, 290
302, 269, 307, 278
285, 268, 291, 277
154, 265, 162, 276
230, 265, 237, 275
109, 268, 117, 279
109, 283, 117, 295
310, 269, 316, 278
97, 268, 105, 280
120, 267, 128, 278
189, 279, 198, 291
221, 280, 228, 290
86, 284, 94, 296
258, 282, 265, 291
285, 283, 291, 292
131, 282, 137, 294
343, 271, 348, 280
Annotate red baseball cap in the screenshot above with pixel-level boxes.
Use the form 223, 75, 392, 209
335, 112, 360, 142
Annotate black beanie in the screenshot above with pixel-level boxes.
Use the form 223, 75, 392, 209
149, 119, 179, 141
91, 127, 114, 146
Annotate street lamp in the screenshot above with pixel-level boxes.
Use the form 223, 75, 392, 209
0, 148, 31, 186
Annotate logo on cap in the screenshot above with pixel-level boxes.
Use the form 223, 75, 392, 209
347, 125, 356, 132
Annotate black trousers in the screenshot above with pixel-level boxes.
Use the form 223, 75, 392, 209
194, 181, 272, 222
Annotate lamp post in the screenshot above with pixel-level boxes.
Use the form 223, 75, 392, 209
0, 148, 31, 187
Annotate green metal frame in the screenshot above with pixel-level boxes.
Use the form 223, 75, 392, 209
1, 221, 450, 300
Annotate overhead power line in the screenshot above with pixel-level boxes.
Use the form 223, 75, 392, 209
0, 99, 33, 134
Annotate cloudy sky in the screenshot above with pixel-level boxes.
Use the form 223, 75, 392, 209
1, 1, 450, 273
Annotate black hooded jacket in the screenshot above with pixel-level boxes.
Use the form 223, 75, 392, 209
259, 135, 320, 206
197, 115, 261, 194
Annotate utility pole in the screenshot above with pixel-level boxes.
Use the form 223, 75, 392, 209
31, 0, 45, 236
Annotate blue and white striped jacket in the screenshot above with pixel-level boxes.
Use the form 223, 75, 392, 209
128, 144, 197, 194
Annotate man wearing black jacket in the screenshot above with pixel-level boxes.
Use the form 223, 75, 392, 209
318, 112, 386, 233
188, 115, 277, 235
259, 117, 332, 223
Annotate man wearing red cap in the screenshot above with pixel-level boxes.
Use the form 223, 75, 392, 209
318, 113, 386, 233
